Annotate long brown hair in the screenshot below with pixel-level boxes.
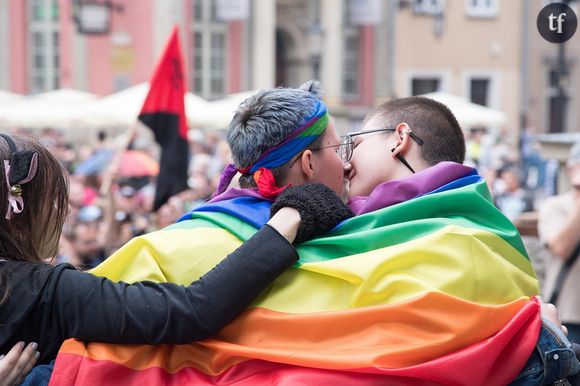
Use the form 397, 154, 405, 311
0, 135, 69, 263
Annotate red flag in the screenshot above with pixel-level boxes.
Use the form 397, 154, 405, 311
138, 26, 189, 211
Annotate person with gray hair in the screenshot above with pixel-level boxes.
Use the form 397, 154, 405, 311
215, 80, 346, 201
538, 140, 580, 344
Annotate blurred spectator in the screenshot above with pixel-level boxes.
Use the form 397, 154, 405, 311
538, 141, 580, 344
519, 124, 546, 191
465, 128, 485, 168
12, 128, 228, 268
487, 128, 515, 172
494, 167, 534, 221
154, 196, 185, 229
70, 221, 106, 270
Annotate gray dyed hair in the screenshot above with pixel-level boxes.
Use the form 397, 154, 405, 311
227, 80, 323, 169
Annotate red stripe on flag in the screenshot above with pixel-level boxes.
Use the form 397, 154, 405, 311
139, 26, 187, 140
49, 300, 540, 386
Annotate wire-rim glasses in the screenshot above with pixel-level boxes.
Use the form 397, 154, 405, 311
287, 139, 355, 167
340, 127, 424, 172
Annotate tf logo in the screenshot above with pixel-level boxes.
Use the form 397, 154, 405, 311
537, 2, 577, 43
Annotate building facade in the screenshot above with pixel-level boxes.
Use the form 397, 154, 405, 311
0, 0, 578, 136
525, 0, 580, 135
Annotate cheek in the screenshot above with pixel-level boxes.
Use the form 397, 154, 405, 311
350, 145, 387, 196
351, 169, 380, 197
324, 155, 346, 195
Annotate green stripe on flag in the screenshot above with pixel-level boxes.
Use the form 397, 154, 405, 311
170, 180, 528, 265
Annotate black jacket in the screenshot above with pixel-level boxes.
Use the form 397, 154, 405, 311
0, 225, 296, 363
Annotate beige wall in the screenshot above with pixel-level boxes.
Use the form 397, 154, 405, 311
525, 0, 580, 134
393, 0, 523, 144
250, 0, 275, 89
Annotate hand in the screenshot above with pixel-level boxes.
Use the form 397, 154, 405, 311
538, 296, 568, 336
270, 183, 354, 244
0, 342, 40, 386
267, 207, 301, 244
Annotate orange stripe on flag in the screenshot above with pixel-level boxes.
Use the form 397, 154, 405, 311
58, 293, 532, 374
52, 297, 540, 386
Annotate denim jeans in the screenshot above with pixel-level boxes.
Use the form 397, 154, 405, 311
510, 319, 580, 385
21, 360, 53, 386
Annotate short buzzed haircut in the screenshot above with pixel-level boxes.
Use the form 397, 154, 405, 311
364, 97, 466, 165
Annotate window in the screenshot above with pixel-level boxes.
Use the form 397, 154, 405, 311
28, 0, 59, 93
547, 68, 569, 133
470, 78, 489, 106
190, 0, 227, 99
413, 0, 445, 15
411, 78, 440, 95
210, 32, 226, 93
343, 29, 360, 99
343, 0, 360, 100
465, 0, 498, 18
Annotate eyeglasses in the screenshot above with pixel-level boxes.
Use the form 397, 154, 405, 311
346, 128, 424, 146
287, 139, 354, 168
342, 127, 424, 173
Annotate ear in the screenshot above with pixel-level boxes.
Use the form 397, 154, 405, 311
391, 122, 412, 158
299, 150, 316, 181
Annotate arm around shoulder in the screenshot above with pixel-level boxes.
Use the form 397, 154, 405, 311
47, 224, 298, 345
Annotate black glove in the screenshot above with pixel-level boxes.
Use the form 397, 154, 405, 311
270, 183, 354, 244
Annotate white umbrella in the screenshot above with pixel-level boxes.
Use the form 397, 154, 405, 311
29, 88, 98, 105
79, 83, 211, 130
0, 88, 98, 130
199, 90, 257, 130
0, 91, 25, 128
420, 92, 507, 130
0, 90, 24, 105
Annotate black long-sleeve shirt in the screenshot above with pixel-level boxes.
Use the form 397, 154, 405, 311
0, 225, 296, 364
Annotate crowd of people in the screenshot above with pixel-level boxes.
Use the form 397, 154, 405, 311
6, 115, 571, 276
1, 81, 579, 385
464, 128, 580, 345
465, 127, 550, 223
6, 126, 231, 269
7, 119, 565, 270
2, 108, 570, 274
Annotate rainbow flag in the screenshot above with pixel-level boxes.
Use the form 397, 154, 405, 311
50, 164, 540, 386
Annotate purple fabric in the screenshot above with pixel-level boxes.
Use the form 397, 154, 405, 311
214, 164, 239, 197
348, 162, 476, 215
208, 187, 272, 204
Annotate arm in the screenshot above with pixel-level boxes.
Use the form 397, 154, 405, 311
47, 222, 298, 345
540, 198, 580, 261
538, 297, 567, 336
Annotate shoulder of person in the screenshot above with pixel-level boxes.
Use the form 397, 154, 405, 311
2, 261, 77, 286
538, 194, 568, 216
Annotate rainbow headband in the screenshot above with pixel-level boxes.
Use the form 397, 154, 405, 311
215, 100, 329, 198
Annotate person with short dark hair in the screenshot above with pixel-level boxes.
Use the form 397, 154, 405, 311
344, 97, 580, 385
